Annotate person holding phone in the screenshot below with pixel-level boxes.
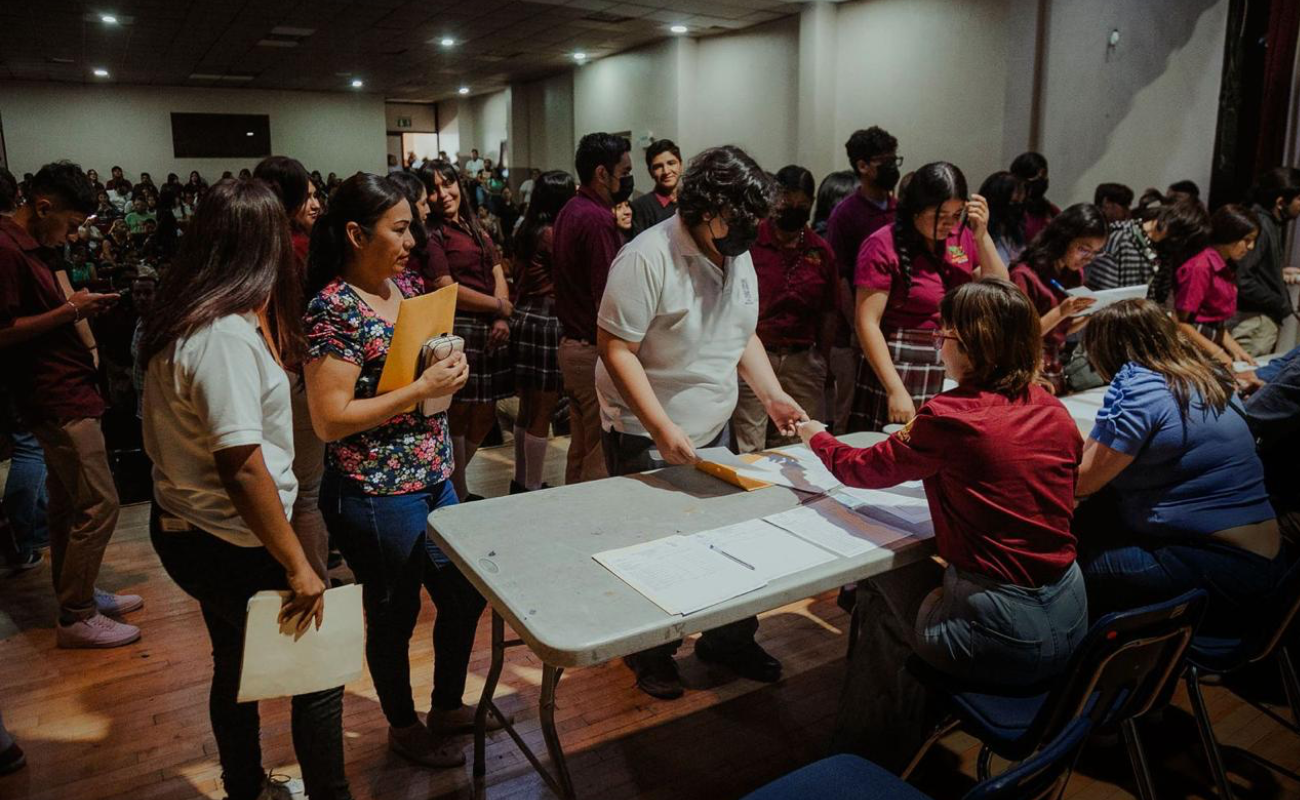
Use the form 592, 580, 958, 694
303, 174, 494, 770
850, 161, 1008, 432
0, 161, 141, 649
141, 178, 352, 800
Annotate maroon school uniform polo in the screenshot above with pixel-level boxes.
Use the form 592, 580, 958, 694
811, 384, 1082, 587
854, 225, 980, 332
1176, 247, 1238, 323
552, 186, 623, 342
0, 216, 105, 421
826, 190, 897, 281
750, 219, 839, 349
424, 217, 500, 295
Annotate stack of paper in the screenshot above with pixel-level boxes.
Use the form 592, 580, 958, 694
593, 535, 767, 616
691, 520, 836, 582
238, 583, 366, 702
764, 499, 881, 557
833, 484, 934, 538
734, 446, 842, 495
1065, 284, 1148, 316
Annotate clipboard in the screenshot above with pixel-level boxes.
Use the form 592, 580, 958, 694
375, 283, 458, 410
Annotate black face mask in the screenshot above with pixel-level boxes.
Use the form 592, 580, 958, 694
1027, 177, 1049, 200
611, 173, 634, 204
874, 164, 901, 192
775, 205, 811, 232
714, 216, 760, 257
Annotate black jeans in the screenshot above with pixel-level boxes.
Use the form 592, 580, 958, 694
601, 427, 761, 658
320, 473, 486, 727
149, 506, 351, 800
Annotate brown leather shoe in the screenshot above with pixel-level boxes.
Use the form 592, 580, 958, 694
427, 704, 512, 736
387, 722, 465, 768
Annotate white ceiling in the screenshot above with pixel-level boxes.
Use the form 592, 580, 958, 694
0, 0, 807, 102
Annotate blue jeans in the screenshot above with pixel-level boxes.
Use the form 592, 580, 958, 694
320, 473, 486, 726
4, 429, 49, 558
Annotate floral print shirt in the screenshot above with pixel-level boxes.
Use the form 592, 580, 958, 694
304, 269, 454, 495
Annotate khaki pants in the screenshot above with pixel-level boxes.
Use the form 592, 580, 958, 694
731, 348, 827, 454
29, 417, 120, 620
559, 338, 608, 484
290, 379, 329, 580
829, 345, 859, 435
1231, 314, 1280, 357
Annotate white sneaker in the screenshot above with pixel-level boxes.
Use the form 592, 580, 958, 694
94, 587, 144, 616
56, 613, 141, 649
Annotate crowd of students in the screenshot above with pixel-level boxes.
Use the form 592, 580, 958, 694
1, 121, 1298, 797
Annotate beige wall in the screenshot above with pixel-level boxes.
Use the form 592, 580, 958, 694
0, 81, 386, 179
384, 102, 437, 133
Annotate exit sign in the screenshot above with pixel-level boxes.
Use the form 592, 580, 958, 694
397, 116, 412, 128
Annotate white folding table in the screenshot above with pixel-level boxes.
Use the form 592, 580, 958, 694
426, 432, 935, 798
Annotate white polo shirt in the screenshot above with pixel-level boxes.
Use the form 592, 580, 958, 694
144, 313, 296, 547
595, 214, 759, 446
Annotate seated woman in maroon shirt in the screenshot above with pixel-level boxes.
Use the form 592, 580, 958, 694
420, 161, 515, 500
850, 161, 1008, 432
1008, 203, 1107, 393
1174, 204, 1260, 373
799, 279, 1086, 771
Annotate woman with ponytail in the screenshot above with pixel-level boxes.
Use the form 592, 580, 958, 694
1008, 203, 1108, 393
302, 173, 498, 769
849, 162, 1008, 431
420, 160, 515, 500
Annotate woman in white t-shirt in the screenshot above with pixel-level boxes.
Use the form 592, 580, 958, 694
140, 179, 353, 800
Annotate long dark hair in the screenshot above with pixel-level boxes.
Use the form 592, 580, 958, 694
514, 170, 575, 265
891, 161, 968, 299
140, 178, 302, 366
1010, 151, 1049, 216
386, 170, 429, 253
813, 170, 857, 233
979, 170, 1025, 250
1144, 200, 1211, 303
1017, 202, 1107, 285
1084, 298, 1234, 417
1208, 203, 1259, 247
253, 156, 311, 232
306, 173, 406, 299
422, 159, 495, 257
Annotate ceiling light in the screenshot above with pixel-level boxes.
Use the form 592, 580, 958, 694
246, 131, 255, 136
573, 52, 587, 61
351, 78, 364, 88
670, 24, 688, 34
458, 86, 470, 95
440, 37, 455, 47
93, 67, 109, 77
100, 14, 117, 24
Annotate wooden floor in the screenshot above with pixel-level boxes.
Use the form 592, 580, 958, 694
1, 435, 1298, 800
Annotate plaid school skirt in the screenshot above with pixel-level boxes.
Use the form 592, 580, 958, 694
455, 313, 515, 404
511, 296, 562, 392
1192, 321, 1227, 348
847, 328, 947, 433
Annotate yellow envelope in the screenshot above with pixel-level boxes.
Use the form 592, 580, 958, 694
375, 283, 458, 406
695, 454, 773, 491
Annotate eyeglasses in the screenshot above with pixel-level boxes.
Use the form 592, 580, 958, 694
931, 329, 961, 349
1074, 245, 1103, 260
872, 155, 904, 168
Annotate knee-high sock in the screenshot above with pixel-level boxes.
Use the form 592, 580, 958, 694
524, 433, 549, 490
451, 435, 468, 499
513, 425, 527, 486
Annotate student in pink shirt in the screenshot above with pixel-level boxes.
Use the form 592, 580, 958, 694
1175, 204, 1260, 370
850, 162, 1008, 431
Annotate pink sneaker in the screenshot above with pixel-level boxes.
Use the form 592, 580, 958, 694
56, 613, 141, 649
94, 588, 144, 616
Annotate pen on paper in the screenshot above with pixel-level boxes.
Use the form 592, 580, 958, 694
707, 544, 756, 571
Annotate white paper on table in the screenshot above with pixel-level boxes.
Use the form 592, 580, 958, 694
692, 519, 836, 582
237, 583, 365, 703
1065, 284, 1149, 316
834, 486, 931, 524
593, 535, 768, 616
695, 446, 749, 468
734, 446, 842, 495
764, 499, 886, 557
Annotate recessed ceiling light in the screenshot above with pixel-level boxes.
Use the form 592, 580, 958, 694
100, 14, 117, 24
246, 131, 254, 136
440, 37, 455, 47
670, 24, 688, 34
93, 67, 109, 77
458, 86, 470, 95
573, 52, 587, 61
351, 78, 364, 88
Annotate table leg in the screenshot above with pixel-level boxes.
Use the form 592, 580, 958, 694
474, 611, 507, 777
539, 664, 575, 799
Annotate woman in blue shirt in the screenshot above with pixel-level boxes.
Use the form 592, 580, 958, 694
1074, 299, 1284, 629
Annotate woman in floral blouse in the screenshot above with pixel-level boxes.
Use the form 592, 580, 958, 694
302, 173, 497, 769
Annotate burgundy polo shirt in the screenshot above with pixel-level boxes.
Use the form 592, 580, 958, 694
750, 218, 839, 349
0, 216, 105, 421
826, 190, 897, 281
552, 186, 624, 342
424, 217, 500, 296
811, 384, 1081, 587
1176, 246, 1238, 323
1009, 261, 1081, 357
855, 225, 980, 332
